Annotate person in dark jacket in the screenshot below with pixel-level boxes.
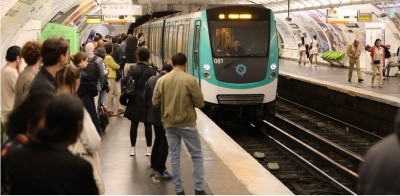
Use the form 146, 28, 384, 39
144, 59, 173, 180
29, 37, 70, 95
1, 94, 98, 195
70, 51, 101, 135
124, 35, 138, 75
124, 47, 156, 156
357, 110, 400, 194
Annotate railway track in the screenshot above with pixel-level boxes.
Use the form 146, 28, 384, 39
208, 98, 382, 194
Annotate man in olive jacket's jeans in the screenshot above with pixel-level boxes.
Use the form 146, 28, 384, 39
152, 53, 206, 195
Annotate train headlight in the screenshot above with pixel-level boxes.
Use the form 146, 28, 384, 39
269, 71, 276, 78
203, 64, 211, 71
270, 63, 277, 70
204, 72, 212, 79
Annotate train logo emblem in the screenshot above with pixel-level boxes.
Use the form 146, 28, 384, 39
235, 64, 247, 76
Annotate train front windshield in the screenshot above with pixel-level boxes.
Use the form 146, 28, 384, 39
209, 21, 269, 57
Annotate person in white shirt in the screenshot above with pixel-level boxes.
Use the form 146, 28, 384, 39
298, 37, 307, 65
309, 35, 319, 66
1, 46, 21, 121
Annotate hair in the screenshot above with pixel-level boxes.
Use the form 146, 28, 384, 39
313, 35, 317, 39
5, 46, 21, 62
234, 39, 240, 42
172, 53, 187, 66
105, 43, 113, 54
55, 64, 81, 94
162, 59, 173, 72
41, 37, 69, 66
37, 94, 84, 144
105, 35, 111, 39
70, 51, 88, 67
96, 33, 103, 39
21, 41, 41, 65
138, 33, 143, 38
112, 37, 119, 44
374, 39, 381, 46
93, 36, 101, 42
6, 92, 54, 138
122, 34, 128, 41
94, 47, 106, 59
136, 47, 150, 61
301, 37, 305, 46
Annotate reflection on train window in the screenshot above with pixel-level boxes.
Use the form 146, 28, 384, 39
209, 21, 269, 57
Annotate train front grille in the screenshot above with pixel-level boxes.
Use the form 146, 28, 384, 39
217, 94, 264, 105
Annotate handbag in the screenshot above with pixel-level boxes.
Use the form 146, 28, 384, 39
373, 60, 381, 64
119, 76, 136, 106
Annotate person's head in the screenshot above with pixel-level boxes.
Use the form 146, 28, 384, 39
97, 39, 105, 48
353, 39, 360, 47
94, 47, 106, 59
5, 45, 21, 63
374, 39, 381, 47
162, 59, 173, 73
105, 43, 113, 55
85, 43, 95, 53
21, 41, 42, 66
55, 64, 81, 95
96, 33, 103, 39
105, 35, 112, 42
37, 94, 84, 145
172, 53, 187, 68
122, 34, 128, 41
138, 32, 144, 38
41, 37, 70, 67
70, 51, 88, 68
93, 36, 100, 42
136, 47, 150, 62
233, 39, 241, 48
301, 36, 305, 44
6, 92, 54, 140
112, 36, 119, 44
313, 35, 317, 40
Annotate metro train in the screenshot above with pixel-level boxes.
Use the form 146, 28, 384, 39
139, 5, 279, 118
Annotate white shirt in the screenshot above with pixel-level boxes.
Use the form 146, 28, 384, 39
1, 65, 18, 120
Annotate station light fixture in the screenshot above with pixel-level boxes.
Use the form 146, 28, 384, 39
219, 14, 225, 19
228, 14, 240, 19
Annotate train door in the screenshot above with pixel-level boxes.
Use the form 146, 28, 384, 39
192, 20, 201, 86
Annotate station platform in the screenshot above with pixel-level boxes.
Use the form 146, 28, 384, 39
279, 59, 400, 107
99, 109, 293, 195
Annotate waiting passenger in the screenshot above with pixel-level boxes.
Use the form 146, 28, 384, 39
1, 93, 54, 158
1, 94, 98, 195
1, 46, 21, 121
104, 43, 123, 116
94, 47, 110, 110
55, 64, 104, 194
138, 32, 146, 47
309, 35, 319, 66
124, 36, 138, 76
152, 53, 206, 195
144, 59, 173, 180
298, 37, 307, 65
357, 110, 400, 194
124, 47, 157, 156
14, 41, 41, 108
229, 39, 245, 56
29, 37, 69, 95
346, 39, 363, 82
370, 39, 385, 88
71, 51, 101, 135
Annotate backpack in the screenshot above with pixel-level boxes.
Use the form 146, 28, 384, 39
85, 56, 100, 84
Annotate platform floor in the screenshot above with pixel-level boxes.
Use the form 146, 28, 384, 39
279, 59, 400, 106
99, 109, 292, 195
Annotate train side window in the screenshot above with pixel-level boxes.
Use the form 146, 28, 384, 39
164, 25, 170, 59
177, 25, 184, 53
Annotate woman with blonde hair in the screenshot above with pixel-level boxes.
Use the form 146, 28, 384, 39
55, 64, 105, 194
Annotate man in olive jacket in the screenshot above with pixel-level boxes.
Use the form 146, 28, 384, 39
152, 53, 206, 195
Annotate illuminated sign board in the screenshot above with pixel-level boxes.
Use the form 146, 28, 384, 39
358, 13, 372, 22
327, 9, 358, 24
86, 15, 102, 24
103, 15, 135, 24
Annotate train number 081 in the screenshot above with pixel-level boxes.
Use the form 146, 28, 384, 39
213, 59, 224, 64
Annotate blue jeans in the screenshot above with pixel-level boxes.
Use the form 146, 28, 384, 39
165, 127, 204, 192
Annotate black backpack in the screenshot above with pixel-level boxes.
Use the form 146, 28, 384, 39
85, 56, 100, 84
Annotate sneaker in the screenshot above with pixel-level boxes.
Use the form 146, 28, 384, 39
195, 190, 207, 195
130, 147, 136, 156
154, 171, 172, 180
145, 147, 151, 156
176, 191, 185, 195
358, 78, 364, 82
